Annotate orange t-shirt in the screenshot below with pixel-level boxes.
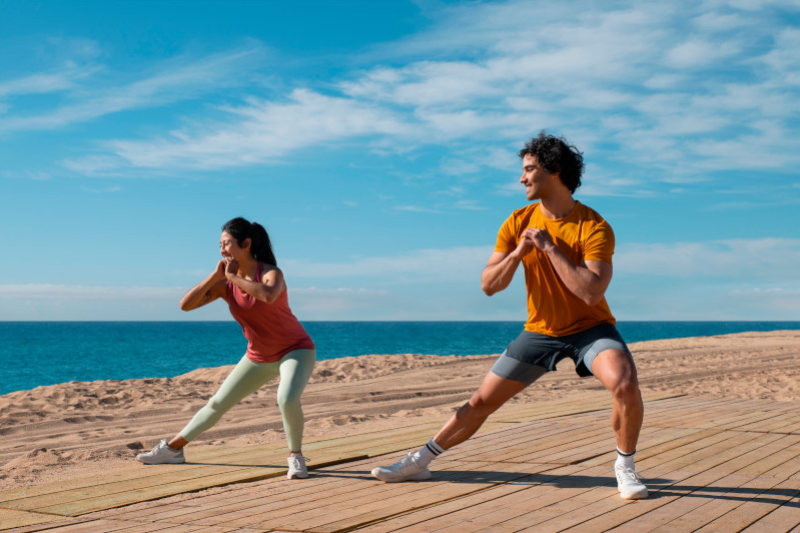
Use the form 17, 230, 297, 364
495, 201, 617, 337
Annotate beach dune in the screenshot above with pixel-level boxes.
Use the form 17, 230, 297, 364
1, 330, 798, 490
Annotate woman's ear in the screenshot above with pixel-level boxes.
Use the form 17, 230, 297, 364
242, 238, 252, 251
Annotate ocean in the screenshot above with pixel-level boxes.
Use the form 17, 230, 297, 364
1, 321, 798, 395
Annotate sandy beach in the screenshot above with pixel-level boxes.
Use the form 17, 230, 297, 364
1, 330, 798, 491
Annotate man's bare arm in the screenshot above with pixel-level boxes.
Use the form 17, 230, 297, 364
526, 228, 612, 305
481, 231, 539, 296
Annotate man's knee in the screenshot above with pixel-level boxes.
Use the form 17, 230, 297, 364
611, 377, 641, 404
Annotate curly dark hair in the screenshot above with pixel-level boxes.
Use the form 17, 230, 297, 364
518, 131, 584, 194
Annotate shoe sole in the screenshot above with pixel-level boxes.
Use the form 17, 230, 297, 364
136, 458, 185, 465
619, 488, 649, 500
371, 468, 431, 482
287, 472, 309, 479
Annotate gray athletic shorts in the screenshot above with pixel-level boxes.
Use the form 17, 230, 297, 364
491, 323, 630, 386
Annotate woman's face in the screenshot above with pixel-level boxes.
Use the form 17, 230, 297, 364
220, 231, 249, 261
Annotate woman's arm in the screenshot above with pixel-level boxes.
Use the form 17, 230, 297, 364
179, 260, 228, 311
225, 261, 285, 304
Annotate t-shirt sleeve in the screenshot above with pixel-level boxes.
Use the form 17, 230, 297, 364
494, 214, 518, 254
584, 220, 615, 264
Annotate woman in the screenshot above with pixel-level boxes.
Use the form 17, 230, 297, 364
136, 217, 316, 479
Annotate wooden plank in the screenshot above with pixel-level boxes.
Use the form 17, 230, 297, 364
184, 460, 506, 528
443, 420, 598, 462
114, 474, 347, 524
526, 434, 799, 533
464, 424, 610, 463
2, 422, 460, 517
440, 424, 735, 533
349, 471, 576, 533
355, 464, 617, 533
0, 418, 444, 506
581, 428, 732, 469
468, 437, 766, 533
0, 508, 66, 530
162, 458, 483, 527
358, 426, 785, 533
5, 395, 799, 533
736, 437, 800, 478
736, 412, 800, 434
644, 398, 756, 429
739, 496, 800, 533
606, 473, 787, 533
691, 479, 800, 533
33, 450, 362, 516
14, 520, 148, 533
760, 443, 800, 479
266, 462, 549, 533
1, 393, 664, 517
644, 398, 785, 431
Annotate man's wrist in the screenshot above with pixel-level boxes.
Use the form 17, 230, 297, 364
543, 242, 558, 255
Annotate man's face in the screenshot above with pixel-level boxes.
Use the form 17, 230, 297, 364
519, 154, 558, 201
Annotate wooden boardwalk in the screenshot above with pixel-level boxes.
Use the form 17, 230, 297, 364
2, 393, 799, 533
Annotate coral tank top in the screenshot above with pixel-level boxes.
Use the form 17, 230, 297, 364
226, 262, 314, 363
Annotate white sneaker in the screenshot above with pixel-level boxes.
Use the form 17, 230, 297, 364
136, 439, 185, 465
288, 453, 309, 479
371, 452, 432, 483
615, 465, 648, 499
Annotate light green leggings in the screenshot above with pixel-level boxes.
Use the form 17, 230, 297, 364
179, 349, 316, 451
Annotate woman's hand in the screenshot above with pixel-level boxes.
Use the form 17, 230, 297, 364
215, 259, 227, 280
225, 258, 239, 278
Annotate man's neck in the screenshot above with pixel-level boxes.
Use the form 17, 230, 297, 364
538, 192, 576, 220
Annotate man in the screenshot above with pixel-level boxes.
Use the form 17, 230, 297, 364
371, 132, 648, 500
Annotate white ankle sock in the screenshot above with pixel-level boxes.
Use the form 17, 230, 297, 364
412, 438, 445, 467
615, 447, 635, 470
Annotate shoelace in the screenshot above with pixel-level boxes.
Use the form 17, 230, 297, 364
616, 467, 643, 484
151, 440, 168, 453
290, 455, 309, 469
395, 453, 420, 472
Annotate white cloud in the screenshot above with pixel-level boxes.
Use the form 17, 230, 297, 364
726, 287, 800, 314
80, 185, 122, 193
79, 89, 415, 171
615, 238, 800, 281
3, 46, 265, 132
663, 39, 742, 69
62, 155, 126, 175
692, 11, 751, 31
4, 0, 788, 183
393, 205, 442, 214
0, 69, 97, 97
290, 287, 390, 314
0, 284, 184, 300
283, 246, 492, 283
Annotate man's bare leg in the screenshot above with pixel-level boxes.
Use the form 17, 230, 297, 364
591, 348, 648, 499
590, 348, 643, 452
434, 371, 528, 449
371, 370, 532, 482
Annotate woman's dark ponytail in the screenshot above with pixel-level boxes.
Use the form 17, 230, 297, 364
249, 222, 277, 266
221, 217, 277, 266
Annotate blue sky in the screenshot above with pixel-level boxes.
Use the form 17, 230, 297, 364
1, 0, 798, 322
